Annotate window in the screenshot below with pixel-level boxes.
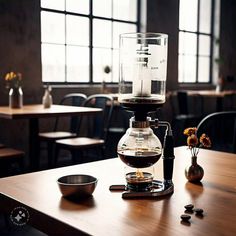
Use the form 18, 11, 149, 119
40, 0, 141, 84
178, 0, 215, 83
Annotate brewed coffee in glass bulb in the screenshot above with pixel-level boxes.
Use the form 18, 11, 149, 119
117, 117, 162, 191
118, 33, 168, 191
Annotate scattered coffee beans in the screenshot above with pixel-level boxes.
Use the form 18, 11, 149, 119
184, 204, 194, 212
194, 208, 204, 215
180, 214, 191, 222
181, 204, 205, 224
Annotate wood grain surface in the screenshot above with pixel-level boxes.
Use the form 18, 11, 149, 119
0, 146, 236, 236
0, 104, 102, 119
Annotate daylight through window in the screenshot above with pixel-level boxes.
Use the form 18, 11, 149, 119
41, 0, 141, 84
178, 0, 215, 83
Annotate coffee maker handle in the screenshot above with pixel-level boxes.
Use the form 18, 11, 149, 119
163, 129, 175, 186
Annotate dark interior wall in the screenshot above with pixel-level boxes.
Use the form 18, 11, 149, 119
146, 0, 179, 91
0, 0, 41, 159
220, 0, 236, 87
0, 0, 42, 105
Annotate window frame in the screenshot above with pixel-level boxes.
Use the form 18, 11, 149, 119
40, 0, 142, 85
178, 0, 215, 84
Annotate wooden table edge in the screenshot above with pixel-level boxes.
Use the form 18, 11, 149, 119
0, 193, 89, 236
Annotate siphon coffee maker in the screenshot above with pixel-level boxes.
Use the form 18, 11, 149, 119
110, 33, 175, 198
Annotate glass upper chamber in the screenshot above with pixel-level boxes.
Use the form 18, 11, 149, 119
118, 33, 168, 120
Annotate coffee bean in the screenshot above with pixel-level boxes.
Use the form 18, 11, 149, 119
180, 214, 191, 222
194, 208, 204, 215
184, 204, 194, 212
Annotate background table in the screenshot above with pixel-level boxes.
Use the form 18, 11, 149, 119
0, 104, 101, 170
187, 90, 236, 112
0, 146, 236, 235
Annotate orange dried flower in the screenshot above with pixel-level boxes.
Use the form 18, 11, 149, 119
4, 71, 22, 89
184, 127, 211, 157
187, 134, 198, 147
183, 127, 197, 136
200, 133, 211, 148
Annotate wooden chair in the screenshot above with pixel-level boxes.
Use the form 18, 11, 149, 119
55, 94, 114, 165
197, 111, 236, 153
171, 91, 202, 146
38, 93, 87, 168
0, 147, 24, 177
176, 91, 202, 123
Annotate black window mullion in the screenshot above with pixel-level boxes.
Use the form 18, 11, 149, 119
179, 29, 210, 36
65, 13, 67, 83
89, 0, 93, 83
137, 0, 141, 32
111, 0, 114, 83
209, 0, 215, 84
196, 0, 200, 83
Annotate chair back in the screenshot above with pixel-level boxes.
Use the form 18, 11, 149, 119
82, 94, 114, 142
54, 93, 87, 133
197, 111, 236, 153
177, 91, 189, 115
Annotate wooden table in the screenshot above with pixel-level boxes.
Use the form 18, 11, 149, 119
187, 90, 236, 112
0, 146, 236, 235
0, 104, 101, 170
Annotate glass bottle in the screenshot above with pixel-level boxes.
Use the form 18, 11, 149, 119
9, 87, 23, 109
42, 85, 53, 108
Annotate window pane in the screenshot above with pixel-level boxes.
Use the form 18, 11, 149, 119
41, 0, 65, 11
198, 56, 210, 82
113, 22, 137, 49
199, 35, 211, 56
178, 55, 196, 83
66, 0, 89, 14
113, 0, 137, 21
93, 48, 112, 83
179, 0, 198, 31
42, 44, 65, 82
179, 32, 197, 55
93, 19, 112, 48
67, 46, 89, 82
41, 11, 65, 44
199, 0, 212, 33
112, 49, 119, 82
93, 0, 112, 18
41, 0, 139, 84
66, 15, 89, 46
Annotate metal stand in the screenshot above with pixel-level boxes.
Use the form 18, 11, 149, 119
110, 180, 174, 199
112, 119, 175, 199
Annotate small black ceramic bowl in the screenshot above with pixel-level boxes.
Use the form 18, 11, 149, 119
57, 174, 98, 198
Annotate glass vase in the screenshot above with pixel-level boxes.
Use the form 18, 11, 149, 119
185, 156, 204, 183
9, 87, 23, 109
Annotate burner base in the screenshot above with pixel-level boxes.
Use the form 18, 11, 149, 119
109, 180, 174, 198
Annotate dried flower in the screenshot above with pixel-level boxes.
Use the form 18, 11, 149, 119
4, 71, 22, 89
199, 133, 211, 148
183, 127, 197, 136
183, 127, 211, 157
187, 134, 198, 147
